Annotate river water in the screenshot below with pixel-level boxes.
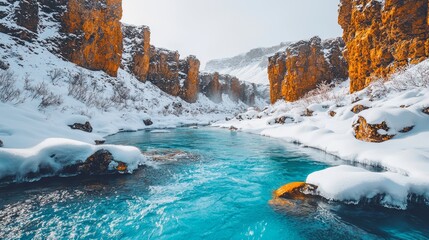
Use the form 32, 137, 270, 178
0, 128, 428, 239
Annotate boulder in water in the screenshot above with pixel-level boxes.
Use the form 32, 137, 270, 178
273, 182, 318, 200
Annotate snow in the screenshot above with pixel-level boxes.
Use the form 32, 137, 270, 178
0, 10, 264, 183
205, 42, 290, 85
213, 60, 429, 209
306, 165, 429, 209
0, 28, 256, 149
0, 138, 146, 182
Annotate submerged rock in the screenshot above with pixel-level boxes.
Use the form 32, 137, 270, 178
69, 121, 93, 133
144, 149, 198, 162
272, 182, 318, 200
0, 139, 3, 147
353, 116, 395, 143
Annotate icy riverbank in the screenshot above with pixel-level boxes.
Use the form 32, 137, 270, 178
214, 60, 429, 209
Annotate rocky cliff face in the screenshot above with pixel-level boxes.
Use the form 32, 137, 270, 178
268, 37, 348, 103
15, 0, 39, 33
61, 0, 123, 77
200, 72, 267, 106
2, 0, 265, 105
339, 0, 429, 92
179, 56, 200, 103
122, 25, 201, 103
1, 0, 123, 77
200, 72, 222, 103
122, 24, 151, 82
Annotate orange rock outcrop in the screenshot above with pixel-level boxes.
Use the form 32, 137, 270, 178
122, 25, 151, 82
339, 0, 429, 93
268, 37, 348, 103
179, 56, 200, 103
61, 0, 123, 77
353, 116, 395, 143
200, 72, 223, 103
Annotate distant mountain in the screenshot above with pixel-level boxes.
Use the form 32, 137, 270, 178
204, 43, 291, 85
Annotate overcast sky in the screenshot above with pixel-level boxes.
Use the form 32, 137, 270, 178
122, 0, 342, 67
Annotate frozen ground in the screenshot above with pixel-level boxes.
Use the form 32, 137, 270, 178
214, 60, 429, 209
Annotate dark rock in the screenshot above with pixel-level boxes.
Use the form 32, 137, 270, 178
329, 111, 337, 117
69, 121, 93, 133
77, 149, 113, 175
143, 119, 153, 126
423, 107, 429, 115
351, 104, 370, 114
15, 0, 39, 33
0, 139, 3, 147
275, 116, 294, 124
229, 126, 238, 131
95, 140, 105, 145
399, 126, 414, 133
302, 109, 314, 117
0, 60, 9, 70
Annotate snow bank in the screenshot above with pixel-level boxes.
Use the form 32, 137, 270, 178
0, 138, 146, 182
213, 60, 429, 209
307, 165, 429, 209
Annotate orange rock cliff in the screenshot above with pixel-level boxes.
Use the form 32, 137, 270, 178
123, 25, 201, 103
339, 0, 429, 92
268, 37, 348, 103
2, 0, 267, 105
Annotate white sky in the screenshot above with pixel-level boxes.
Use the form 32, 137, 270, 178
122, 0, 342, 67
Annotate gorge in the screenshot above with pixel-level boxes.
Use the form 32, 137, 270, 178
1, 0, 429, 239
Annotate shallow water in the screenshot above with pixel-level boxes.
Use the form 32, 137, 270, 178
0, 128, 428, 239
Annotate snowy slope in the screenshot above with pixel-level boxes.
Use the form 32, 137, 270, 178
204, 42, 291, 85
214, 60, 429, 209
0, 28, 255, 149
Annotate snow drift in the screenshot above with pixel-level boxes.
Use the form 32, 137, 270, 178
0, 138, 146, 183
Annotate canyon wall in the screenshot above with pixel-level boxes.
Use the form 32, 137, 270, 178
200, 72, 266, 106
123, 25, 201, 103
339, 0, 429, 92
1, 0, 123, 77
3, 0, 264, 105
61, 0, 123, 77
268, 37, 348, 103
